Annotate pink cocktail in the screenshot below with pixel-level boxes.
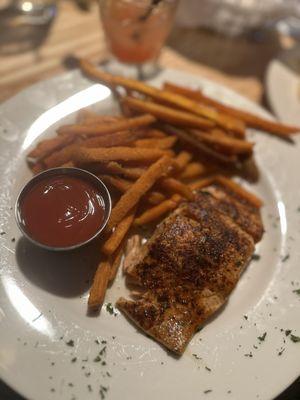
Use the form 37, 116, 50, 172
100, 0, 178, 65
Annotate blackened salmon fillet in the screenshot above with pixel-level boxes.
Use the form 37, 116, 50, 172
117, 188, 263, 354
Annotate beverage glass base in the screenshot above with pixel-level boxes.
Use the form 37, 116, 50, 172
101, 57, 161, 80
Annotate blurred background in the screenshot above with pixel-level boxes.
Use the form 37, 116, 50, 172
0, 0, 300, 398
0, 0, 300, 106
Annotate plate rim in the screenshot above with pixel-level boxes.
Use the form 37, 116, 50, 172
0, 67, 299, 400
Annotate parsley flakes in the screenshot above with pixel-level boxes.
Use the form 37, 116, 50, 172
258, 332, 267, 342
290, 334, 300, 343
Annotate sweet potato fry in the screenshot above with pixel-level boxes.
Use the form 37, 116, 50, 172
163, 124, 238, 164
43, 129, 148, 168
174, 151, 193, 171
192, 129, 254, 155
123, 96, 214, 130
77, 109, 121, 125
144, 191, 166, 205
101, 174, 166, 205
100, 175, 132, 193
31, 162, 45, 175
104, 161, 144, 180
134, 194, 181, 225
164, 81, 299, 138
57, 114, 156, 138
44, 145, 78, 169
179, 161, 211, 180
61, 161, 75, 168
88, 260, 110, 310
73, 146, 170, 164
83, 115, 122, 126
80, 59, 244, 136
214, 175, 263, 208
133, 136, 177, 149
189, 176, 216, 191
160, 178, 194, 201
107, 156, 173, 230
143, 129, 167, 138
27, 135, 74, 162
102, 207, 136, 255
83, 128, 146, 148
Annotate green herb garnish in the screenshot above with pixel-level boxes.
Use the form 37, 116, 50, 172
278, 348, 285, 356
290, 334, 300, 343
106, 303, 114, 315
66, 339, 74, 347
258, 332, 267, 342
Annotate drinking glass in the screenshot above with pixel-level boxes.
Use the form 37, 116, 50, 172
99, 0, 178, 78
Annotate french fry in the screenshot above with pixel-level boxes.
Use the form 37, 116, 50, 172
100, 175, 132, 193
102, 207, 136, 255
83, 128, 146, 148
57, 114, 156, 138
160, 177, 194, 201
88, 260, 110, 310
107, 156, 173, 230
31, 162, 45, 175
134, 194, 181, 225
44, 145, 77, 169
73, 146, 171, 164
192, 129, 254, 155
77, 109, 121, 125
133, 136, 177, 149
214, 175, 263, 208
101, 174, 166, 205
123, 96, 214, 130
189, 176, 216, 191
80, 59, 245, 136
164, 81, 300, 138
144, 191, 166, 205
84, 116, 122, 126
27, 135, 74, 162
174, 151, 193, 171
61, 161, 75, 168
143, 129, 167, 138
179, 161, 211, 180
163, 124, 238, 164
43, 129, 148, 168
104, 161, 144, 180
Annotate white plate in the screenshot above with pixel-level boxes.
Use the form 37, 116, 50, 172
266, 46, 300, 125
0, 68, 300, 400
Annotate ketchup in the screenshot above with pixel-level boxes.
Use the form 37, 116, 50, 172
19, 175, 105, 248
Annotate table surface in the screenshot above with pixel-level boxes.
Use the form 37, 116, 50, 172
0, 1, 299, 399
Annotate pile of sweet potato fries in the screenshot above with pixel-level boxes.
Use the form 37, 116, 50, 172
27, 59, 299, 312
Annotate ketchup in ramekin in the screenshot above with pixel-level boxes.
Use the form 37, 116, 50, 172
15, 168, 111, 251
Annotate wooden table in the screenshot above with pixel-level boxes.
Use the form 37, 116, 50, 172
0, 2, 299, 399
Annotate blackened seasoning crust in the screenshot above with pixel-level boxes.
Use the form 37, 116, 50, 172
117, 187, 263, 354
